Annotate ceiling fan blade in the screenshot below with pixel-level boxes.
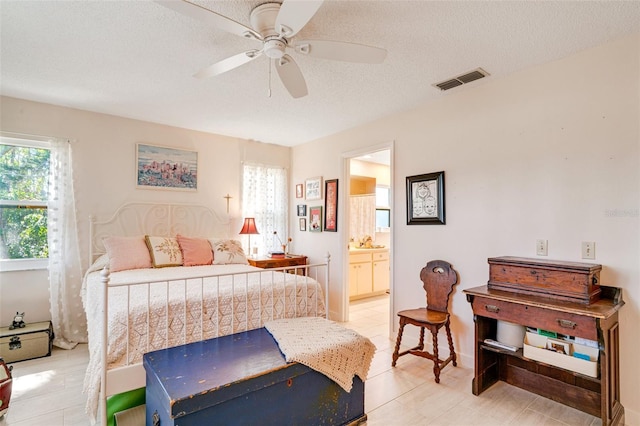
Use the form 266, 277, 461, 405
275, 54, 308, 98
194, 50, 262, 79
275, 0, 324, 38
156, 0, 262, 41
294, 40, 387, 63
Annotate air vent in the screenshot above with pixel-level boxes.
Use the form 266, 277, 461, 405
434, 68, 489, 91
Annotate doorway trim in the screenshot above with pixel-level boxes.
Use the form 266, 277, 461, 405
340, 141, 394, 330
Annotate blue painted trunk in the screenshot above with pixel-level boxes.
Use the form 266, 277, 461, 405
143, 328, 366, 426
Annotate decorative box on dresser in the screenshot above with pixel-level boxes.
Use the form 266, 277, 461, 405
464, 257, 625, 426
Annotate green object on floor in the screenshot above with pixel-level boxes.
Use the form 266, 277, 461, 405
107, 387, 145, 426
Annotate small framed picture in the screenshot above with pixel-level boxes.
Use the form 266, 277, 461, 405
295, 183, 304, 199
309, 206, 322, 232
297, 204, 307, 217
406, 171, 445, 225
305, 176, 322, 200
299, 218, 307, 231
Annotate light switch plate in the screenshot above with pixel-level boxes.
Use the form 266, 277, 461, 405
536, 239, 548, 256
581, 241, 595, 259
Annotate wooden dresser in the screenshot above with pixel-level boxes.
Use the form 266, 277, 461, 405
248, 254, 307, 275
464, 285, 625, 425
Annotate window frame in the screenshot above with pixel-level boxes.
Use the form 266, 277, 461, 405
0, 134, 51, 272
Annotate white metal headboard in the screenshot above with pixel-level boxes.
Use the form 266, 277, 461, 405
89, 202, 231, 261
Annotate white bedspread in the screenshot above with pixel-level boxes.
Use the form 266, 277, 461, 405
81, 257, 325, 421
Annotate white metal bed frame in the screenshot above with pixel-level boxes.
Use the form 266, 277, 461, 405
86, 203, 330, 425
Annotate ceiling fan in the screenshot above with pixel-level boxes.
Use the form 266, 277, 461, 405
156, 0, 387, 98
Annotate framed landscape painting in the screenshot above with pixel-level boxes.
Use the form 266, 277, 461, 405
136, 143, 197, 191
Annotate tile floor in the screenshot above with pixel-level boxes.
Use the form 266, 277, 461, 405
0, 294, 601, 425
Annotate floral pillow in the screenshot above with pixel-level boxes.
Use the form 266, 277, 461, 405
103, 236, 152, 272
210, 239, 248, 265
177, 234, 213, 266
145, 236, 183, 268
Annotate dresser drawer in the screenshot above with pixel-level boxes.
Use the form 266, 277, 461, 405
349, 253, 371, 263
471, 296, 597, 341
372, 251, 389, 261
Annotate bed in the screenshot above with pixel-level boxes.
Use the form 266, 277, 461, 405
81, 203, 329, 424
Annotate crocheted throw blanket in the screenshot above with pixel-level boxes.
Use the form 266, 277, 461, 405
264, 317, 376, 392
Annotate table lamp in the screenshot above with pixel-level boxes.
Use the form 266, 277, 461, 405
239, 217, 259, 257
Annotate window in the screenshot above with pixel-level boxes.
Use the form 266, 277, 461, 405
375, 185, 391, 232
376, 208, 391, 229
0, 135, 51, 271
376, 185, 390, 208
242, 163, 288, 255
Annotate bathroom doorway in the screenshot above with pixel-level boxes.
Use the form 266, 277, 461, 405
345, 147, 392, 331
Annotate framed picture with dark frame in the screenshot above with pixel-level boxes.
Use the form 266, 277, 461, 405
309, 206, 322, 232
297, 204, 307, 217
299, 218, 307, 231
406, 171, 445, 225
324, 179, 338, 232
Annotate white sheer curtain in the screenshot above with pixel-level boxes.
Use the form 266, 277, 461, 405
242, 163, 288, 256
48, 139, 86, 349
350, 195, 376, 243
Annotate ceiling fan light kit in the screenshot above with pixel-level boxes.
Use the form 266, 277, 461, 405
157, 0, 387, 98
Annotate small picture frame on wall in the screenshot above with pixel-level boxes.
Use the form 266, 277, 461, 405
309, 206, 322, 232
305, 176, 323, 200
297, 204, 307, 217
296, 183, 304, 199
299, 218, 307, 231
324, 179, 338, 232
406, 171, 445, 225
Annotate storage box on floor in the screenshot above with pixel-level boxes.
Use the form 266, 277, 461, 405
144, 327, 366, 426
0, 321, 53, 363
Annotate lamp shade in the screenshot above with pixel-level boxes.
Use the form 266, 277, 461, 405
239, 217, 259, 235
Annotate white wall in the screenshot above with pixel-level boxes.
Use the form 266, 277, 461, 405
292, 33, 640, 423
0, 97, 290, 326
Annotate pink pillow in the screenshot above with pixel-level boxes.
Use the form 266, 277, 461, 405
103, 236, 152, 272
177, 234, 213, 266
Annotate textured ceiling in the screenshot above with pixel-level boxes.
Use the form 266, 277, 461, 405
1, 1, 639, 147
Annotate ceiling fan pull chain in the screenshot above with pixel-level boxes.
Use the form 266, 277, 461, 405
268, 59, 272, 98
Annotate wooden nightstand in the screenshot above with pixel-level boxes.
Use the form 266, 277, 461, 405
248, 254, 308, 275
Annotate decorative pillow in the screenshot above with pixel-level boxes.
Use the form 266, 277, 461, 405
176, 234, 213, 266
145, 236, 183, 268
103, 236, 152, 272
210, 239, 249, 265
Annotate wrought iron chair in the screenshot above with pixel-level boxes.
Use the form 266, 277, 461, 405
391, 260, 458, 383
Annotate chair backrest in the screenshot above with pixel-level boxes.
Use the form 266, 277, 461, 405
420, 260, 458, 313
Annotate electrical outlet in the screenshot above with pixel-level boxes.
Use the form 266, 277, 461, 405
536, 239, 548, 256
581, 241, 595, 259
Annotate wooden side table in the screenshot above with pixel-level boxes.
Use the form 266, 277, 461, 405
248, 254, 308, 275
464, 285, 625, 425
